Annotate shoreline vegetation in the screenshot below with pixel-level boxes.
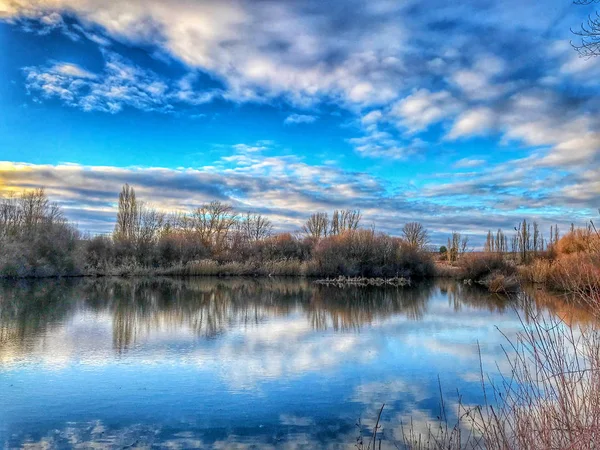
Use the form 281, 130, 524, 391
1, 185, 599, 298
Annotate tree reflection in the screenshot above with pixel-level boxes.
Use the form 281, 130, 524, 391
0, 277, 595, 358
518, 285, 596, 327
0, 278, 79, 358
307, 283, 434, 331
438, 279, 511, 313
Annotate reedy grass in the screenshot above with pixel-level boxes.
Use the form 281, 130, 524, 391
361, 284, 600, 449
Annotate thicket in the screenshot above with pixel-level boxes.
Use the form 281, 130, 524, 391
0, 189, 81, 277
0, 186, 434, 279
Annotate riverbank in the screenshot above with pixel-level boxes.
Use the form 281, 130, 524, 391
2, 254, 596, 301
435, 250, 600, 298
2, 188, 598, 299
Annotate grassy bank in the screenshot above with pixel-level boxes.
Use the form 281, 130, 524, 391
434, 255, 520, 294
80, 232, 435, 281
434, 227, 600, 298
2, 187, 598, 296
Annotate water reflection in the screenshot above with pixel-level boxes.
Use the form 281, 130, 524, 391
520, 284, 596, 327
0, 277, 528, 355
0, 277, 593, 449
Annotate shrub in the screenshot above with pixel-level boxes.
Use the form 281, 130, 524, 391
548, 253, 600, 294
312, 230, 434, 279
556, 229, 600, 255
226, 233, 312, 263
0, 189, 81, 278
483, 272, 519, 294
155, 232, 209, 266
434, 262, 463, 278
258, 233, 312, 261
85, 235, 114, 272
458, 254, 515, 282
519, 258, 552, 284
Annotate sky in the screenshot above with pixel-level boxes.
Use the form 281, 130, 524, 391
0, 0, 599, 245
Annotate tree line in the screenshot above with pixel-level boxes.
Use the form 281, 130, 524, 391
0, 184, 594, 278
0, 186, 435, 278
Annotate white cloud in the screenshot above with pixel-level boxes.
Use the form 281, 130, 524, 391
452, 70, 488, 94
348, 132, 424, 160
361, 110, 383, 126
390, 89, 460, 132
453, 158, 486, 169
3, 0, 412, 107
50, 62, 96, 79
1, 155, 558, 244
2, 0, 599, 172
447, 107, 495, 139
24, 52, 218, 113
499, 92, 600, 167
0, 153, 392, 233
284, 113, 318, 125
450, 55, 509, 100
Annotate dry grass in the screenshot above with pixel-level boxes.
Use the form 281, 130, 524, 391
518, 258, 552, 284
536, 229, 600, 295
548, 253, 600, 295
484, 273, 519, 294
376, 282, 600, 449
519, 255, 600, 295
434, 262, 463, 279
475, 301, 600, 449
166, 258, 311, 277
518, 227, 600, 297
458, 254, 516, 282
556, 229, 600, 255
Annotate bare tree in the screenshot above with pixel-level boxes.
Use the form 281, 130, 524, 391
572, 0, 600, 57
460, 235, 469, 255
330, 209, 361, 235
484, 230, 494, 253
303, 212, 329, 241
550, 224, 560, 247
402, 222, 429, 249
114, 184, 139, 243
515, 219, 533, 263
137, 205, 166, 250
0, 189, 65, 238
190, 201, 238, 252
447, 231, 468, 262
238, 212, 273, 242
172, 212, 195, 238
330, 210, 341, 236
495, 229, 507, 253
533, 221, 542, 255
0, 193, 19, 237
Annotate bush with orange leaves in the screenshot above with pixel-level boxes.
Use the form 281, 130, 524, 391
555, 228, 600, 255
548, 252, 600, 294
533, 228, 600, 295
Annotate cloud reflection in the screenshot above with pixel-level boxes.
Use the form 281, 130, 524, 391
0, 278, 595, 448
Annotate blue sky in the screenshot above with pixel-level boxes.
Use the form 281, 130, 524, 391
0, 0, 599, 244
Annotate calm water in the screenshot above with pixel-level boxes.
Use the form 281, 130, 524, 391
0, 278, 589, 449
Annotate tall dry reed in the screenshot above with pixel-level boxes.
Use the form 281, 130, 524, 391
366, 283, 600, 449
